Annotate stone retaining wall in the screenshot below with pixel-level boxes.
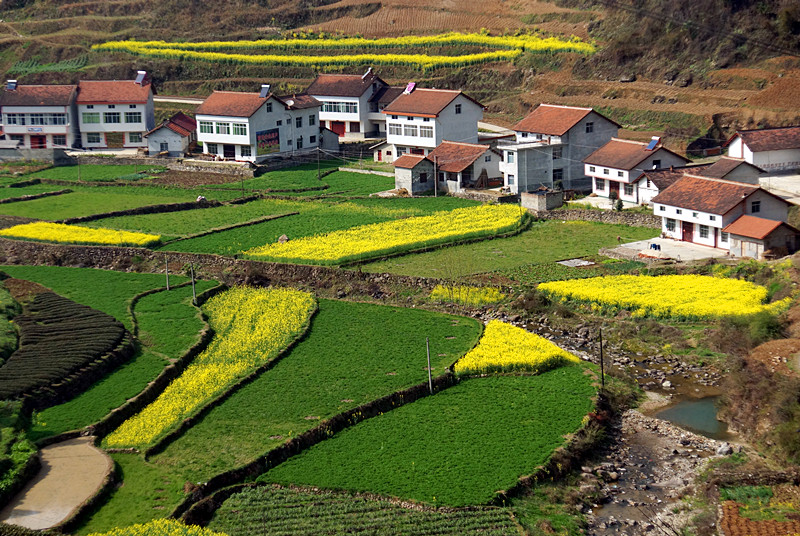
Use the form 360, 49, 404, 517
74, 155, 256, 177
532, 209, 661, 228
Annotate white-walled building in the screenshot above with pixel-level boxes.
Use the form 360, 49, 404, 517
378, 87, 484, 163
76, 72, 155, 149
306, 70, 394, 140
652, 175, 793, 251
584, 138, 689, 203
725, 126, 800, 173
0, 81, 78, 149
393, 141, 500, 195
498, 104, 619, 193
195, 87, 321, 162
144, 112, 196, 157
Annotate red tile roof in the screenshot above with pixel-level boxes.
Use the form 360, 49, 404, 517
196, 91, 268, 117
652, 175, 761, 215
0, 85, 76, 107
306, 72, 384, 97
393, 154, 427, 169
635, 164, 710, 190
727, 126, 800, 152
513, 104, 618, 136
275, 93, 320, 110
170, 111, 196, 132
382, 89, 484, 118
76, 80, 152, 104
722, 215, 795, 240
426, 141, 490, 173
371, 85, 404, 105
584, 138, 688, 170
700, 156, 764, 179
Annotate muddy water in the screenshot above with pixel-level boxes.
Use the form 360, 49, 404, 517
653, 396, 734, 441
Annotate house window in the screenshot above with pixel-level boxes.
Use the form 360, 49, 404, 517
553, 168, 564, 183
603, 168, 609, 175
232, 123, 247, 136
589, 166, 596, 172
28, 113, 44, 125
507, 174, 515, 185
419, 126, 433, 138
9, 135, 23, 143
419, 172, 428, 183
699, 225, 709, 239
617, 170, 624, 177
82, 112, 100, 124
266, 102, 273, 113
455, 104, 462, 114
659, 205, 665, 211
423, 117, 430, 122
206, 143, 218, 154
48, 113, 66, 125
710, 215, 716, 221
216, 122, 230, 135
125, 112, 142, 123
108, 104, 115, 109
276, 120, 282, 126
595, 178, 605, 190
160, 142, 169, 152
676, 209, 682, 215
129, 104, 137, 109
5, 113, 23, 125
485, 155, 491, 162
87, 105, 94, 109
104, 112, 120, 123
506, 152, 515, 164
521, 132, 528, 138
692, 212, 698, 218
309, 115, 316, 126
397, 147, 405, 156
585, 122, 594, 133
624, 183, 633, 196
751, 200, 761, 213
407, 116, 414, 121
438, 171, 445, 182
240, 145, 252, 157
350, 122, 360, 133
199, 121, 213, 134
553, 146, 562, 160
388, 124, 402, 136
128, 132, 142, 144
721, 232, 729, 243
666, 218, 676, 232
391, 115, 398, 119
295, 116, 302, 128
296, 136, 303, 149
52, 135, 66, 147
403, 125, 417, 137
653, 159, 661, 168
86, 132, 101, 144
310, 135, 316, 144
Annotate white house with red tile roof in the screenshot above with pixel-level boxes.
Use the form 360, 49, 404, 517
725, 126, 800, 173
0, 81, 78, 149
144, 112, 197, 157
196, 86, 321, 162
393, 141, 499, 195
584, 137, 689, 202
76, 72, 155, 149
306, 69, 393, 140
722, 215, 799, 258
379, 86, 484, 163
652, 174, 793, 251
498, 104, 619, 193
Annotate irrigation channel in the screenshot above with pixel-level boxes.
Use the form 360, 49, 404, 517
520, 315, 737, 536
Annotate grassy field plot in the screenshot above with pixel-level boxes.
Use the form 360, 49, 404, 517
24, 164, 166, 182
262, 368, 596, 506
280, 171, 395, 198
209, 485, 519, 536
0, 185, 68, 200
502, 257, 646, 285
211, 162, 340, 190
360, 220, 658, 278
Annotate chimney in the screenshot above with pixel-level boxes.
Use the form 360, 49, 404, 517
362, 67, 373, 79
6, 80, 17, 91
134, 71, 147, 85
403, 82, 416, 95
259, 84, 271, 98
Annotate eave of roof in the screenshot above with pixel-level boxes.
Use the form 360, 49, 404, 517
722, 215, 798, 239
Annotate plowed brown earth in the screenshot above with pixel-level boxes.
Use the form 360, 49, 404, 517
748, 72, 800, 110
721, 501, 800, 536
3, 278, 49, 302
147, 170, 244, 187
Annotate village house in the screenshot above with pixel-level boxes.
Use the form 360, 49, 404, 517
0, 80, 78, 149
393, 141, 500, 195
144, 112, 196, 157
498, 104, 619, 193
584, 137, 689, 202
652, 174, 797, 255
195, 86, 321, 162
76, 71, 155, 149
306, 69, 397, 140
375, 86, 484, 163
725, 126, 800, 173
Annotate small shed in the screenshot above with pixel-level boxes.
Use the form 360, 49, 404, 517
393, 154, 434, 195
723, 215, 799, 259
145, 112, 196, 157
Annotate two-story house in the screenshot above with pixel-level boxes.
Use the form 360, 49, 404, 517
725, 126, 800, 173
498, 104, 619, 193
652, 174, 795, 253
377, 86, 484, 163
195, 86, 321, 162
0, 80, 78, 149
76, 71, 155, 149
306, 69, 391, 140
584, 137, 689, 202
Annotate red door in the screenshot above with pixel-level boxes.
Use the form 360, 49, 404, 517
610, 181, 620, 198
30, 135, 46, 148
331, 121, 346, 136
377, 151, 382, 162
682, 221, 693, 242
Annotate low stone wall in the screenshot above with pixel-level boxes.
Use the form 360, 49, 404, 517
451, 190, 520, 204
59, 198, 222, 224
339, 167, 395, 177
532, 209, 661, 228
74, 155, 256, 177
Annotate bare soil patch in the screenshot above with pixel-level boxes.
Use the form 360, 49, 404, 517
147, 170, 244, 187
3, 278, 49, 302
748, 339, 800, 378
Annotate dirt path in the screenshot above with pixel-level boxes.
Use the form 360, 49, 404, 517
0, 437, 112, 530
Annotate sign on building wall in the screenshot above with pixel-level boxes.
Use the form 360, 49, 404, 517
256, 128, 280, 155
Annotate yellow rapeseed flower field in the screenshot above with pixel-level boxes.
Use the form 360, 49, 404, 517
429, 285, 505, 306
244, 204, 525, 265
104, 287, 315, 448
454, 320, 580, 375
87, 518, 227, 536
538, 274, 791, 320
0, 222, 160, 247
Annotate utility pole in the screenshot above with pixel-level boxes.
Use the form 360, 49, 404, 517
164, 254, 170, 291
426, 337, 433, 394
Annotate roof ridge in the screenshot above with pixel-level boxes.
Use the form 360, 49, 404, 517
609, 137, 648, 146
538, 103, 592, 111
439, 140, 488, 148
681, 174, 758, 188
